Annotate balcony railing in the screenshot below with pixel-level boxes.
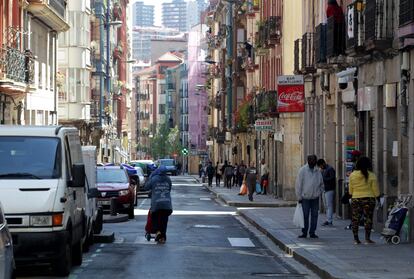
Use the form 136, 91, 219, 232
301, 33, 316, 74
326, 16, 345, 58
0, 47, 34, 85
364, 0, 393, 51
294, 39, 301, 74
400, 0, 414, 27
268, 16, 282, 45
314, 23, 327, 64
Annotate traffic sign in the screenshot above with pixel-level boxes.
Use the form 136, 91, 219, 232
181, 148, 189, 156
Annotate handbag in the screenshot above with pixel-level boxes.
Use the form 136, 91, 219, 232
256, 182, 262, 194
341, 192, 352, 204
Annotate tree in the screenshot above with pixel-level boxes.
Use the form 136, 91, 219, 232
150, 123, 183, 159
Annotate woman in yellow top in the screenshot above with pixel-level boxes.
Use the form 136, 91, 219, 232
349, 157, 380, 244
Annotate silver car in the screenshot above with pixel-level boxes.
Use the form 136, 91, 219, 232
0, 202, 14, 279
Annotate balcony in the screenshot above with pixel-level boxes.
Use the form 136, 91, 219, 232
267, 16, 282, 46
26, 0, 70, 32
255, 91, 278, 118
364, 0, 393, 52
314, 23, 327, 64
326, 16, 345, 58
398, 0, 414, 40
0, 47, 35, 95
301, 33, 316, 74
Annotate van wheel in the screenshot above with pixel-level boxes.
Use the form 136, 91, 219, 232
53, 239, 72, 276
72, 240, 83, 266
128, 204, 135, 219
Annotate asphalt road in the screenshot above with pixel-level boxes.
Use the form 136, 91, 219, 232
17, 176, 317, 279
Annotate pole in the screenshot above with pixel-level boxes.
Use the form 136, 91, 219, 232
226, 2, 233, 130
106, 0, 111, 161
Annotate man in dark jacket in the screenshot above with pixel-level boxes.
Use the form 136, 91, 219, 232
144, 166, 173, 243
317, 159, 336, 226
206, 161, 215, 187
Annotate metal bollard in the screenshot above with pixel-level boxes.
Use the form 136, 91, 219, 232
110, 197, 117, 216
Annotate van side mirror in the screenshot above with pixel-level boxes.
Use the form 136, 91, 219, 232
88, 188, 100, 199
69, 164, 86, 188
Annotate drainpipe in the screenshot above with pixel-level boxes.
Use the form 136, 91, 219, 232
226, 2, 233, 130
99, 3, 105, 128
53, 32, 57, 125
401, 51, 409, 137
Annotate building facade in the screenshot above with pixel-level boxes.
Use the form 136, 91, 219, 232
162, 0, 188, 32
131, 26, 185, 63
132, 1, 154, 27
0, 0, 69, 126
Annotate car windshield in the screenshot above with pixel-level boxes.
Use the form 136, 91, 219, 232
160, 160, 174, 166
97, 169, 128, 183
0, 136, 61, 179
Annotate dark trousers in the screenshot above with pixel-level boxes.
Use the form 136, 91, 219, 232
152, 209, 172, 239
237, 174, 243, 187
208, 175, 214, 186
216, 174, 221, 186
225, 175, 232, 188
302, 198, 319, 236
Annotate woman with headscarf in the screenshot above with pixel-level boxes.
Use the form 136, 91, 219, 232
144, 166, 173, 243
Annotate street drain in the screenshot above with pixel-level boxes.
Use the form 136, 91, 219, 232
250, 273, 306, 277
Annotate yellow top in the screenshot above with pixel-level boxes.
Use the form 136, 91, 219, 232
349, 170, 380, 199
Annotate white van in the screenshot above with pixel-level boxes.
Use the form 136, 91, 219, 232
0, 126, 88, 276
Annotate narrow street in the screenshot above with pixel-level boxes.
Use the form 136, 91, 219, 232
16, 176, 315, 279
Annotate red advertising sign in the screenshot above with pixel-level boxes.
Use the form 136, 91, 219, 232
277, 75, 305, 113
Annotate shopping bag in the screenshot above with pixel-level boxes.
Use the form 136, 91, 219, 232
238, 183, 247, 195
256, 182, 261, 194
293, 203, 304, 228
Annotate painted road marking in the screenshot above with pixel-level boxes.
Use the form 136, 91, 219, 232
200, 197, 211, 201
194, 224, 221, 229
228, 238, 255, 247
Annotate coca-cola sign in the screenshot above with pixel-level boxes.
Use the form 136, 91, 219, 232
277, 75, 305, 113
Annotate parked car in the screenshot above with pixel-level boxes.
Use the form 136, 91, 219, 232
129, 160, 157, 177
96, 166, 136, 219
134, 166, 146, 189
0, 126, 87, 276
156, 159, 178, 176
0, 202, 14, 279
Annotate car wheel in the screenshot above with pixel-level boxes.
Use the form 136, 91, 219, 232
72, 240, 83, 266
53, 237, 72, 276
128, 204, 135, 219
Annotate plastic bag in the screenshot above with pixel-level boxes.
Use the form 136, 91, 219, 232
256, 182, 262, 194
239, 183, 247, 195
293, 203, 304, 228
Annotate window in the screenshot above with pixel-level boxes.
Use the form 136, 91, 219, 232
159, 104, 166, 114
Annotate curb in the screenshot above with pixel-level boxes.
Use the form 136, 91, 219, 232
238, 210, 342, 279
205, 185, 297, 208
103, 214, 129, 223
93, 231, 115, 243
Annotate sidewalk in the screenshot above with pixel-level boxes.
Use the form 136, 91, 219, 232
239, 208, 414, 279
189, 175, 294, 208
198, 177, 414, 279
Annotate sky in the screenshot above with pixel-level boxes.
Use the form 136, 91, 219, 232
131, 0, 189, 26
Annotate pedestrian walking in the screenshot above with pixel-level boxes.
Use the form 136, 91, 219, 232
238, 161, 246, 187
345, 150, 362, 230
349, 157, 380, 245
244, 162, 258, 202
260, 159, 269, 194
215, 161, 222, 187
295, 155, 324, 239
317, 159, 336, 226
198, 162, 203, 178
233, 163, 238, 187
144, 166, 173, 243
206, 161, 215, 187
224, 163, 234, 189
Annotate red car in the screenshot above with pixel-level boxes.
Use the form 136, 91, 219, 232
96, 166, 137, 219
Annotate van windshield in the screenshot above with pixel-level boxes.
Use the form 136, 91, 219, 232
0, 136, 61, 179
160, 159, 174, 166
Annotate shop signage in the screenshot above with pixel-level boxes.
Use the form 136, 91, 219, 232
347, 5, 355, 39
277, 75, 305, 113
254, 119, 273, 131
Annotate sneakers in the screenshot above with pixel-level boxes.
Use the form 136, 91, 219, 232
322, 221, 333, 226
